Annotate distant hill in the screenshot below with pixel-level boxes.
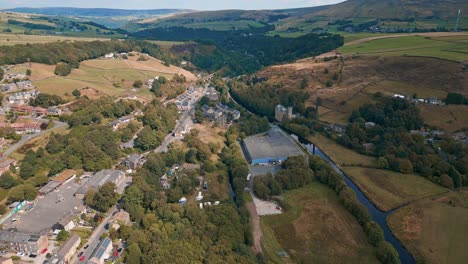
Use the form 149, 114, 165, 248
4, 7, 192, 28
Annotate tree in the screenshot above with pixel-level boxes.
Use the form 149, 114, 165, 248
133, 80, 143, 88
54, 62, 71, 76
26, 69, 32, 76
376, 241, 401, 264
56, 230, 70, 242
0, 172, 18, 189
125, 243, 142, 264
300, 79, 308, 89
72, 89, 81, 97
8, 184, 37, 203
135, 127, 160, 151
364, 221, 384, 246
440, 174, 454, 189
0, 204, 7, 215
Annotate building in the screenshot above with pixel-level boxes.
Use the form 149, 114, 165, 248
38, 181, 62, 196
0, 121, 43, 134
206, 87, 219, 101
8, 90, 40, 105
57, 234, 80, 263
104, 53, 114, 59
123, 154, 143, 170
75, 170, 126, 199
47, 106, 62, 116
1, 83, 17, 92
39, 170, 76, 195
16, 80, 34, 90
110, 210, 131, 226
275, 104, 293, 122
10, 104, 47, 117
109, 115, 133, 131
88, 238, 113, 264
0, 137, 7, 149
0, 230, 48, 255
0, 159, 16, 175
52, 214, 76, 232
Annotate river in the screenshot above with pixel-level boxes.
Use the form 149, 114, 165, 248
298, 140, 415, 264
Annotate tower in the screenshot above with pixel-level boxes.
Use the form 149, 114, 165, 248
455, 9, 461, 32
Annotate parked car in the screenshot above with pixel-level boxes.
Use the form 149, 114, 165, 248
16, 252, 26, 256
41, 248, 48, 254
79, 256, 85, 261
84, 244, 89, 249
78, 252, 83, 257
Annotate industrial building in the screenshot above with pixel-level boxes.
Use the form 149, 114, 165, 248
242, 127, 304, 165
75, 170, 126, 199
0, 230, 48, 255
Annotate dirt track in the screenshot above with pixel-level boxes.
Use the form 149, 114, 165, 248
247, 201, 263, 254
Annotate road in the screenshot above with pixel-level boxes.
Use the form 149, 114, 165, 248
71, 206, 117, 264
1, 120, 67, 159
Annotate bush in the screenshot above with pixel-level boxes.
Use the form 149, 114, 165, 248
54, 62, 71, 76
133, 80, 143, 88
376, 241, 401, 264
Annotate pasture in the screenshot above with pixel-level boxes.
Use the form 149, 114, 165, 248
261, 182, 378, 264
0, 33, 109, 46
343, 167, 447, 211
339, 34, 468, 62
418, 105, 468, 133
388, 189, 468, 264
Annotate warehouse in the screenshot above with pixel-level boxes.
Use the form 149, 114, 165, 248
242, 127, 304, 165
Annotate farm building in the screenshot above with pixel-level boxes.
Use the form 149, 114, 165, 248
242, 127, 304, 165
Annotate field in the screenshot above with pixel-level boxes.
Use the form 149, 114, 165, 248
261, 182, 378, 264
339, 34, 468, 62
343, 167, 447, 211
30, 54, 196, 99
388, 189, 468, 264
0, 33, 109, 46
363, 80, 448, 99
307, 134, 376, 167
418, 105, 468, 133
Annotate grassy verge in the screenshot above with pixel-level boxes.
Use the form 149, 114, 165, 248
388, 189, 468, 264
307, 134, 376, 167
343, 167, 447, 211
261, 182, 378, 264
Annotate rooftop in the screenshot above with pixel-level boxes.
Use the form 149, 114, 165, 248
57, 234, 80, 258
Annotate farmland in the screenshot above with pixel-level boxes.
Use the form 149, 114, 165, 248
388, 189, 468, 264
343, 167, 447, 211
261, 182, 378, 264
418, 105, 468, 133
339, 34, 468, 62
0, 33, 109, 46
29, 53, 196, 99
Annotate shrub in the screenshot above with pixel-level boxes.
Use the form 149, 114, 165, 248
54, 62, 71, 76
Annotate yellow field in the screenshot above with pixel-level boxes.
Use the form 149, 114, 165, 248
307, 134, 376, 167
343, 167, 447, 211
363, 80, 448, 99
419, 105, 468, 133
388, 189, 468, 264
0, 33, 109, 46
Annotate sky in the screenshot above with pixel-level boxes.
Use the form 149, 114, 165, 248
0, 0, 345, 10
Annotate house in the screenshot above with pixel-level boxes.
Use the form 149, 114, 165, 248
365, 122, 376, 128
104, 53, 114, 59
124, 154, 143, 170
160, 175, 170, 189
179, 197, 187, 205
10, 104, 47, 117
275, 104, 293, 122
53, 214, 76, 232
47, 106, 62, 116
393, 94, 406, 99
0, 159, 16, 175
110, 210, 131, 226
327, 123, 346, 134
57, 234, 80, 263
88, 237, 112, 264
0, 230, 48, 255
206, 87, 219, 101
0, 122, 43, 134
1, 83, 17, 92
16, 80, 34, 90
109, 115, 133, 131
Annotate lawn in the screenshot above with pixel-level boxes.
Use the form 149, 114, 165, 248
343, 167, 447, 211
388, 189, 468, 264
418, 105, 468, 133
339, 35, 468, 62
261, 182, 378, 264
307, 134, 376, 167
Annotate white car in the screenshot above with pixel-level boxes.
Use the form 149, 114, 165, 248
16, 252, 26, 256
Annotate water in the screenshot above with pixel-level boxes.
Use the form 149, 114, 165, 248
300, 140, 415, 264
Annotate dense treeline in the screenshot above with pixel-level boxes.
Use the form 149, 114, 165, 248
229, 78, 310, 119
152, 27, 343, 75
30, 93, 66, 108
134, 101, 178, 151
7, 19, 56, 30
339, 97, 467, 188
0, 40, 172, 68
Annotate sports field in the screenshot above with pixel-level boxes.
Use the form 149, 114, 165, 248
261, 182, 378, 264
339, 34, 468, 62
388, 189, 468, 264
343, 167, 447, 211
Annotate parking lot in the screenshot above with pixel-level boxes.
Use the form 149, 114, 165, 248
4, 180, 84, 233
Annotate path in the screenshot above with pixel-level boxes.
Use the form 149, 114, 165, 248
345, 32, 468, 46
247, 202, 263, 254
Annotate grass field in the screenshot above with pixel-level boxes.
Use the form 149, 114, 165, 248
388, 189, 468, 264
343, 167, 447, 211
363, 80, 448, 99
418, 105, 468, 133
0, 33, 109, 46
339, 35, 468, 62
307, 134, 376, 167
261, 182, 378, 264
